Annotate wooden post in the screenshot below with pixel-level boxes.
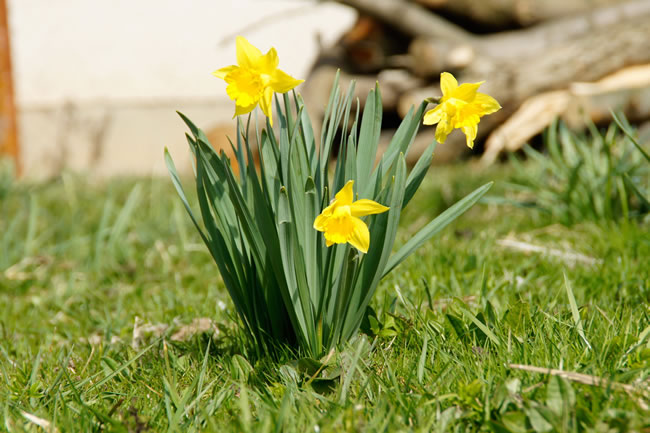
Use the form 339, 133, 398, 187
0, 0, 20, 175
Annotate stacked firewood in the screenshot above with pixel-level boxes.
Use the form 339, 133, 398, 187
302, 0, 650, 163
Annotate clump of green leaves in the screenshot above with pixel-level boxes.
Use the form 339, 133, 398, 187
505, 115, 649, 225
166, 74, 491, 358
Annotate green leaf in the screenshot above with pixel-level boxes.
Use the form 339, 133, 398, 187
356, 84, 383, 194
525, 407, 554, 433
194, 147, 251, 331
546, 376, 575, 416
332, 87, 360, 195
500, 411, 528, 433
303, 177, 320, 307
259, 131, 280, 210
383, 182, 493, 277
342, 154, 407, 341
362, 101, 427, 199
296, 93, 317, 172
404, 142, 435, 207
177, 111, 210, 144
377, 102, 427, 175
164, 148, 209, 246
229, 355, 254, 382
318, 75, 356, 193
344, 127, 358, 183
277, 186, 311, 349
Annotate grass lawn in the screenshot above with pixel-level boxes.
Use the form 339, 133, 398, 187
1, 161, 649, 432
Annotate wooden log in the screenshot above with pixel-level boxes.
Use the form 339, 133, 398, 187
333, 0, 472, 43
397, 15, 650, 158
0, 0, 19, 175
409, 0, 650, 78
476, 14, 650, 108
409, 38, 475, 78
402, 14, 650, 128
478, 0, 650, 61
414, 0, 628, 28
335, 15, 414, 73
482, 64, 650, 164
326, 0, 650, 162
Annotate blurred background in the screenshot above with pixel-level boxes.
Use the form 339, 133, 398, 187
1, 0, 355, 178
2, 0, 650, 179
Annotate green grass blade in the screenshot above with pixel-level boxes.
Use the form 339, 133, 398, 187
623, 173, 650, 208
417, 333, 429, 385
612, 111, 650, 162
107, 183, 142, 255
564, 273, 592, 350
87, 342, 157, 392
338, 338, 366, 404
459, 306, 501, 347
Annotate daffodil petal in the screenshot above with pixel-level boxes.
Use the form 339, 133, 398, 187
233, 102, 257, 117
271, 69, 304, 94
349, 199, 389, 217
313, 212, 329, 231
326, 238, 334, 247
435, 119, 453, 144
236, 36, 263, 69
461, 123, 478, 149
474, 92, 502, 114
347, 217, 370, 253
451, 82, 482, 102
440, 72, 458, 96
258, 47, 279, 75
320, 201, 336, 217
335, 180, 354, 205
454, 111, 480, 129
423, 106, 444, 125
259, 87, 274, 126
213, 65, 237, 80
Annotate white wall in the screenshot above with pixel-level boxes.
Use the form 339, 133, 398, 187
9, 0, 355, 106
7, 0, 356, 177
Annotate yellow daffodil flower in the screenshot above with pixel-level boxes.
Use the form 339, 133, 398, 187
423, 72, 501, 149
313, 180, 389, 253
213, 36, 304, 126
